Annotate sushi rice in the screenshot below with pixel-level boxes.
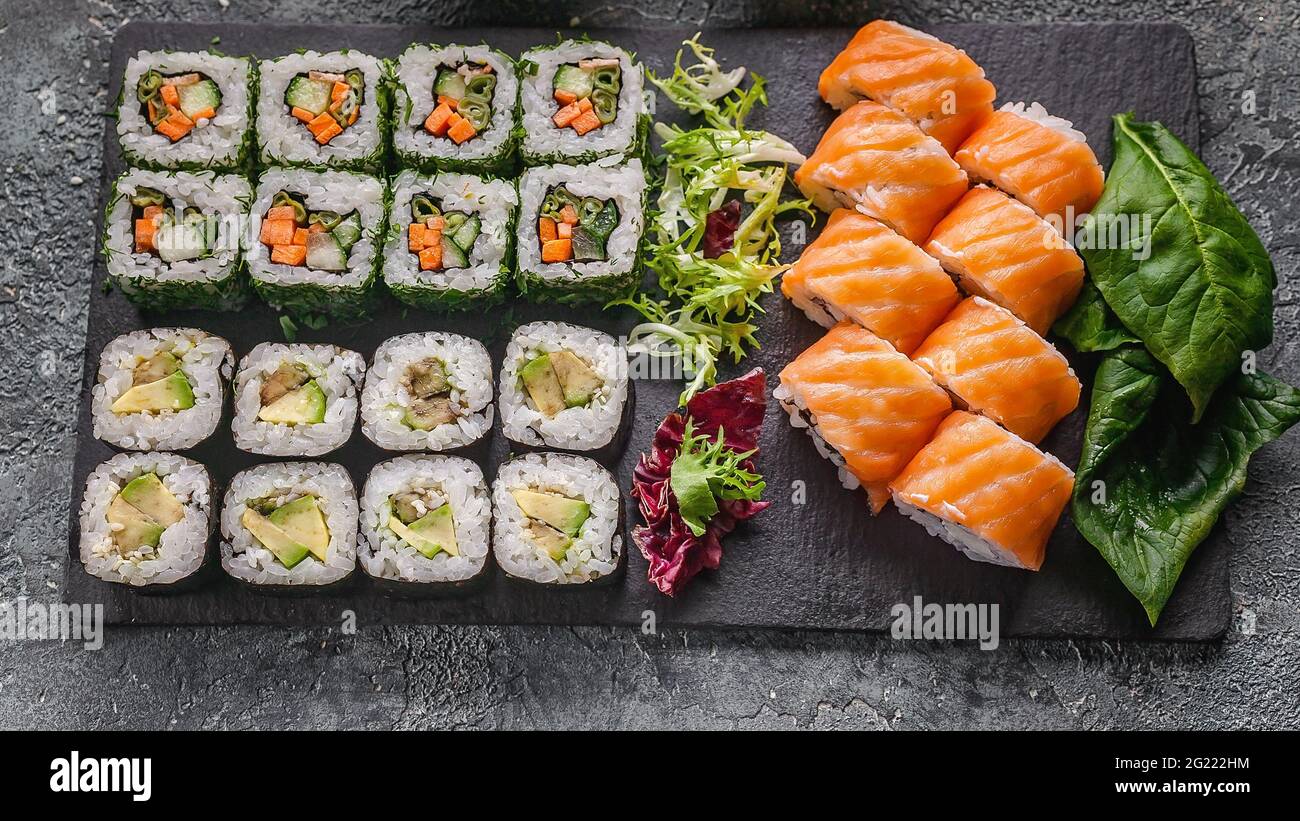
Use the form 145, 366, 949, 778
248, 168, 386, 319
382, 169, 517, 310
492, 452, 622, 584
500, 321, 629, 452
232, 342, 366, 457
117, 50, 255, 170
221, 462, 358, 587
360, 332, 494, 451
358, 455, 491, 584
103, 168, 251, 312
257, 50, 388, 171
391, 44, 519, 173
79, 452, 212, 587
515, 160, 646, 304
519, 39, 647, 166
91, 327, 233, 451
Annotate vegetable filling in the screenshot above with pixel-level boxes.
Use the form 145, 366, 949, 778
510, 487, 591, 562
136, 70, 222, 142
406, 194, 481, 272
258, 190, 363, 272
241, 494, 330, 569
111, 347, 196, 415
551, 59, 620, 135
129, 186, 217, 263
284, 68, 365, 145
519, 349, 604, 417
423, 62, 495, 145
105, 473, 184, 557
537, 186, 618, 263
387, 485, 460, 559
400, 357, 461, 430
257, 361, 326, 426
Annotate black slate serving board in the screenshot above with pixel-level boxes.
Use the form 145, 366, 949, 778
67, 21, 1220, 640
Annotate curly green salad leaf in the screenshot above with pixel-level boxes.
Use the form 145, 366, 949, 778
1065, 114, 1299, 624
1083, 113, 1276, 421
613, 35, 811, 405
670, 420, 765, 536
1072, 346, 1300, 625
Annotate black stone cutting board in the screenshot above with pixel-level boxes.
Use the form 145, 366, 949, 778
66, 21, 1222, 640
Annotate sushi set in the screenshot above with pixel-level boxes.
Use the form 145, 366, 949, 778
67, 21, 1251, 640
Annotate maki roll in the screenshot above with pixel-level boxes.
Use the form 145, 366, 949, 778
795, 101, 968, 244
780, 209, 960, 355
519, 40, 646, 165
392, 44, 519, 173
358, 455, 492, 590
954, 102, 1105, 228
360, 332, 494, 452
515, 160, 646, 304
500, 321, 630, 458
103, 169, 251, 312
890, 411, 1074, 571
221, 462, 357, 590
248, 169, 385, 319
231, 342, 365, 457
492, 452, 623, 585
924, 186, 1085, 335
257, 51, 387, 171
91, 328, 233, 451
911, 297, 1081, 445
117, 50, 254, 170
79, 453, 213, 588
382, 170, 517, 310
776, 321, 953, 514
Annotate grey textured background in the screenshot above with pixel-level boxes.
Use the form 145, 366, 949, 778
1, 0, 1296, 729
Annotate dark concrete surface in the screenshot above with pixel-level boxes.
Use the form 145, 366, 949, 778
0, 0, 1296, 730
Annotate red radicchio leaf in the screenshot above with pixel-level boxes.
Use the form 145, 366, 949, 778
702, 199, 741, 259
631, 368, 770, 596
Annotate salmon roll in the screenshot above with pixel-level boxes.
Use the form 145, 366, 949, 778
795, 101, 968, 244
775, 322, 952, 513
924, 186, 1084, 335
782, 209, 960, 354
954, 102, 1104, 229
890, 411, 1074, 571
911, 297, 1081, 444
818, 20, 996, 153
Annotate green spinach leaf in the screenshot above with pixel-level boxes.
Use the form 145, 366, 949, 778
1073, 346, 1300, 624
1053, 280, 1141, 353
1082, 113, 1275, 421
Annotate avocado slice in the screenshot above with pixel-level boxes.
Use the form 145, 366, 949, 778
524, 519, 572, 562
510, 489, 590, 537
519, 354, 566, 417
267, 495, 330, 562
548, 350, 603, 408
241, 508, 311, 569
111, 370, 195, 414
258, 379, 326, 425
132, 351, 180, 386
402, 397, 457, 431
389, 503, 459, 559
106, 494, 165, 554
119, 473, 184, 527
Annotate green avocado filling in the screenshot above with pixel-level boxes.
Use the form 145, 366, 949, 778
112, 350, 195, 415
510, 488, 591, 562
257, 361, 326, 426
242, 494, 330, 569
519, 349, 603, 417
387, 487, 459, 559
106, 473, 183, 556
